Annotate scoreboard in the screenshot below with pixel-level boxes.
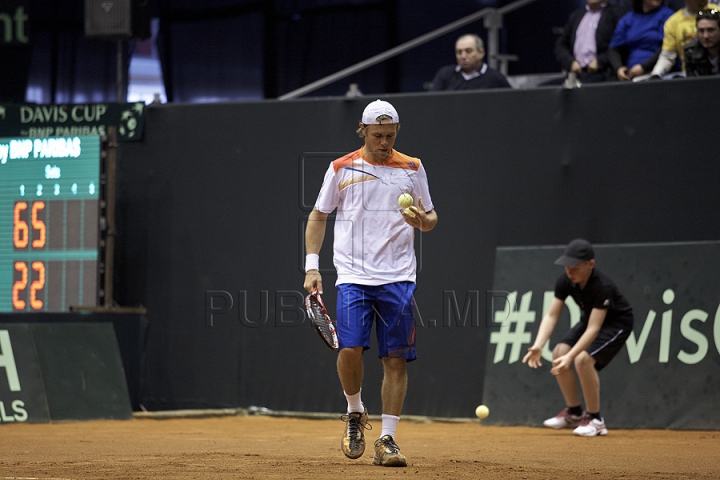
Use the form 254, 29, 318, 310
0, 136, 103, 312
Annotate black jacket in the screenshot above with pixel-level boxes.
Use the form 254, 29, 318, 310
555, 5, 628, 78
684, 38, 719, 76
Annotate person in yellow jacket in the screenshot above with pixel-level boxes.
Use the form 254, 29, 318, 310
650, 0, 720, 76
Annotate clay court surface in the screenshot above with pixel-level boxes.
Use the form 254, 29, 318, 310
2, 414, 719, 479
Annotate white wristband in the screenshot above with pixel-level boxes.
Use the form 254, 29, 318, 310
305, 254, 319, 273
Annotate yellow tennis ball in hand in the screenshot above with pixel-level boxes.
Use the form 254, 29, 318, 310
398, 193, 413, 209
404, 207, 416, 218
475, 405, 489, 419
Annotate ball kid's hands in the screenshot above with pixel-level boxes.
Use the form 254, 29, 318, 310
550, 354, 572, 375
522, 346, 543, 368
304, 270, 323, 294
401, 196, 427, 229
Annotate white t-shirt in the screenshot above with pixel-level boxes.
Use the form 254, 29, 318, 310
315, 148, 434, 286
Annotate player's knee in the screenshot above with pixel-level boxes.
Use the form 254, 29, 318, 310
552, 343, 569, 359
573, 352, 594, 370
338, 346, 363, 362
382, 356, 407, 375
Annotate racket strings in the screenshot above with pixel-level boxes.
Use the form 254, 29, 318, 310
306, 293, 338, 350
311, 302, 334, 340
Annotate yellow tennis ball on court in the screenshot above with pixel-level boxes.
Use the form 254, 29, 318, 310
475, 405, 489, 419
398, 193, 413, 209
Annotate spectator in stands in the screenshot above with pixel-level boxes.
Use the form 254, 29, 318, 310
554, 0, 628, 83
684, 8, 720, 74
609, 0, 674, 80
430, 34, 511, 90
649, 0, 720, 77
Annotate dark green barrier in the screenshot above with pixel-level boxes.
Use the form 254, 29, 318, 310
0, 324, 50, 423
112, 78, 720, 421
0, 322, 132, 423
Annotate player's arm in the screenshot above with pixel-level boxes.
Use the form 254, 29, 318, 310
523, 297, 564, 368
304, 208, 328, 294
550, 308, 606, 374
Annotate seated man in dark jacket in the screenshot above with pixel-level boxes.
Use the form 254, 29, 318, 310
555, 0, 628, 82
684, 7, 720, 75
430, 34, 511, 91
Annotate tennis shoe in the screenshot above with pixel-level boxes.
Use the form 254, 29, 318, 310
543, 408, 586, 429
373, 435, 407, 467
341, 404, 370, 459
573, 417, 608, 437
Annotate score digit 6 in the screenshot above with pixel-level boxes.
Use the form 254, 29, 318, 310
14, 201, 46, 249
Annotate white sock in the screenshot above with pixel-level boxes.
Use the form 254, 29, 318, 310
380, 414, 400, 438
344, 389, 363, 414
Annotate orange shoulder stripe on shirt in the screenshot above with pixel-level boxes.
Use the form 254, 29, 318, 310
387, 150, 421, 171
332, 149, 421, 172
332, 150, 362, 173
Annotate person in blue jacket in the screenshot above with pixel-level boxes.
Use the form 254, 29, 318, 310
609, 0, 675, 80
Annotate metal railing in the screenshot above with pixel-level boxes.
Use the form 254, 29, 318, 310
278, 0, 537, 101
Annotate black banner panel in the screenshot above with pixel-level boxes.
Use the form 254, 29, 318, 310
32, 323, 133, 421
0, 322, 132, 423
483, 241, 720, 430
0, 324, 50, 423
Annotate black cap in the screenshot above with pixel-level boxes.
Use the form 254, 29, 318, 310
554, 239, 594, 266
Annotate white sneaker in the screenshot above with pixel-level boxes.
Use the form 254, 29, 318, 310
543, 408, 585, 429
573, 417, 608, 437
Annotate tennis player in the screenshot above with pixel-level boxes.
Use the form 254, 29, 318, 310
303, 99, 438, 467
522, 239, 634, 436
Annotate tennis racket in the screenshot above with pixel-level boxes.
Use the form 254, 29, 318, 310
305, 288, 339, 351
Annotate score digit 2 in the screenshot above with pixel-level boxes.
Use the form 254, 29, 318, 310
13, 201, 47, 310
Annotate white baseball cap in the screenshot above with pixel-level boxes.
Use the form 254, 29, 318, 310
361, 100, 399, 125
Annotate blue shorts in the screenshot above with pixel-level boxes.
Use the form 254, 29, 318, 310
336, 282, 417, 361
